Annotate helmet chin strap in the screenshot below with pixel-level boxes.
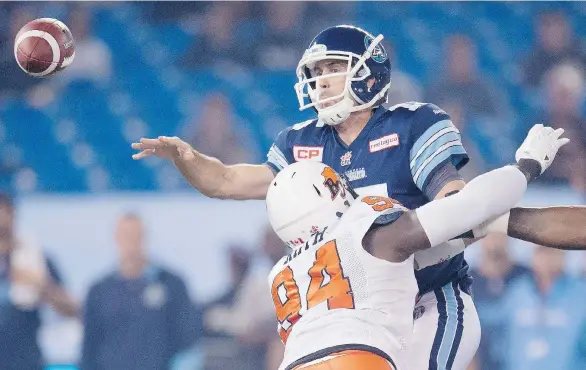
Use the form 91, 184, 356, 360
316, 80, 392, 127
317, 94, 355, 126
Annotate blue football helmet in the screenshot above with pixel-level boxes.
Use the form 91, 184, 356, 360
294, 25, 391, 126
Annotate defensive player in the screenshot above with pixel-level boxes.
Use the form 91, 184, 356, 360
132, 25, 582, 369
263, 124, 567, 370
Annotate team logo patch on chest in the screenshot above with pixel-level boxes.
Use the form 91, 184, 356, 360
340, 151, 352, 166
369, 133, 400, 153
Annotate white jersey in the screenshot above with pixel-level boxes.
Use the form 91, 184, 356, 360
268, 196, 419, 370
354, 185, 466, 271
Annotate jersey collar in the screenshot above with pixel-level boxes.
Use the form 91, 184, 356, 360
330, 106, 387, 149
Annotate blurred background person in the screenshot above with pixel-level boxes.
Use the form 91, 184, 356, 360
425, 34, 515, 180
501, 246, 586, 370
0, 5, 42, 97
200, 245, 252, 370
182, 92, 259, 165
81, 213, 202, 370
383, 40, 423, 107
469, 234, 531, 370
530, 62, 586, 194
522, 10, 586, 88
426, 34, 508, 120
566, 253, 586, 370
253, 2, 308, 71
0, 193, 78, 370
180, 2, 254, 69
202, 226, 286, 370
58, 5, 112, 85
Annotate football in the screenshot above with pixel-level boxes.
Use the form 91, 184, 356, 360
14, 18, 75, 77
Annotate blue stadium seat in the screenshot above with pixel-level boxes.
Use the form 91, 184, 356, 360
2, 3, 579, 193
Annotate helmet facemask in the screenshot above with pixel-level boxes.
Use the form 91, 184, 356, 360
294, 34, 390, 126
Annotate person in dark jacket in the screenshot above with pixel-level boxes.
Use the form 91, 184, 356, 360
81, 212, 202, 370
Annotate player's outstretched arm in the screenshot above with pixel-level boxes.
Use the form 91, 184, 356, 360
368, 125, 570, 262
411, 205, 586, 269
475, 206, 586, 250
370, 162, 534, 262
131, 136, 274, 200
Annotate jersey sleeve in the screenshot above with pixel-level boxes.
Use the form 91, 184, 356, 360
408, 103, 469, 192
370, 199, 406, 226
373, 210, 403, 226
265, 127, 294, 174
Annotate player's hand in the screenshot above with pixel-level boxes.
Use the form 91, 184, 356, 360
515, 124, 570, 174
131, 136, 196, 162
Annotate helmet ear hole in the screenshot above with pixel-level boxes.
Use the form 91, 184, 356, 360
367, 78, 376, 89
313, 185, 322, 197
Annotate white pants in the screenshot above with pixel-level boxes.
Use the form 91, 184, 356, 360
409, 281, 481, 370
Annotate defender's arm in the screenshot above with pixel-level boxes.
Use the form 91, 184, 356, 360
476, 206, 586, 250
368, 124, 569, 262
412, 205, 586, 269
368, 163, 534, 262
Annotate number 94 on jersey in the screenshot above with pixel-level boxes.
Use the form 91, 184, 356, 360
270, 240, 355, 344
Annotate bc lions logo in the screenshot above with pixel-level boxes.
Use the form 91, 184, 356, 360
364, 36, 387, 64
321, 167, 346, 200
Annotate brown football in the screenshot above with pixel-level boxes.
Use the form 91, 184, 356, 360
14, 18, 75, 77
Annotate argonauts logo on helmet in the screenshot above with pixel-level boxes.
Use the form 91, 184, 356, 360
364, 35, 387, 63
306, 43, 327, 55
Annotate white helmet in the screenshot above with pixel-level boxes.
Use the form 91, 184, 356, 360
266, 161, 355, 248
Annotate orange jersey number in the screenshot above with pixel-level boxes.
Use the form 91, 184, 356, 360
271, 240, 355, 344
361, 195, 402, 212
307, 240, 355, 310
271, 266, 302, 343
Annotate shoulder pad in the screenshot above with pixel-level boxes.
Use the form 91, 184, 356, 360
338, 197, 404, 239
291, 119, 317, 131
268, 255, 289, 285
388, 101, 427, 112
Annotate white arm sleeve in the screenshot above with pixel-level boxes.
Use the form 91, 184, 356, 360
415, 165, 526, 247
414, 239, 467, 270
473, 211, 511, 237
